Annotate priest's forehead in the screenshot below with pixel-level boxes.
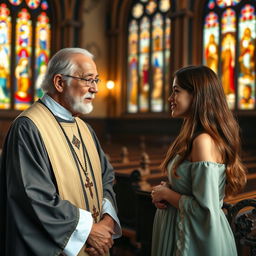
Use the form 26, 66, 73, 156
71, 54, 98, 77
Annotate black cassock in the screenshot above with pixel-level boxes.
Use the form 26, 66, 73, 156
0, 116, 117, 256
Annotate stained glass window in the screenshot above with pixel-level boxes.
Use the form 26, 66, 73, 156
0, 0, 51, 110
9, 0, 22, 6
139, 17, 150, 112
159, 0, 170, 12
208, 0, 216, 9
132, 3, 144, 18
0, 4, 11, 109
35, 12, 50, 99
127, 0, 171, 113
238, 5, 256, 110
146, 0, 157, 14
203, 12, 219, 74
216, 0, 240, 8
25, 0, 41, 9
165, 18, 171, 111
128, 20, 139, 113
203, 0, 256, 111
15, 8, 32, 110
152, 14, 164, 112
221, 8, 236, 109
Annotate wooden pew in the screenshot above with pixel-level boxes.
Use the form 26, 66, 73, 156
135, 189, 256, 256
113, 147, 256, 255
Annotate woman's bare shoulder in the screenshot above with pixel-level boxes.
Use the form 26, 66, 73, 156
190, 133, 222, 163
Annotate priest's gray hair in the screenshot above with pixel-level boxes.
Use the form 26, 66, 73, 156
41, 48, 94, 94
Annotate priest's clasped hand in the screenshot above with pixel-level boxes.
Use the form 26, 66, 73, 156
85, 214, 115, 256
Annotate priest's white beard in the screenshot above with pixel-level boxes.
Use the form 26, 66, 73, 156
66, 92, 94, 115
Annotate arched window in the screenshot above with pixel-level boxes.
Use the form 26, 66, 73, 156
0, 0, 51, 110
127, 0, 171, 113
203, 0, 256, 110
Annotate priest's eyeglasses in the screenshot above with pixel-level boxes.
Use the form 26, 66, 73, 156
61, 74, 101, 87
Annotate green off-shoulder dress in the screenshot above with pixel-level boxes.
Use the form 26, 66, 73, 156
151, 156, 237, 256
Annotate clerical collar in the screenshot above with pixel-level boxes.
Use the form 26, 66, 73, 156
41, 94, 75, 122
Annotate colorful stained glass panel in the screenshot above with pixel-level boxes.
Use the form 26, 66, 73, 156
0, 4, 11, 109
128, 20, 138, 55
140, 17, 150, 53
128, 56, 138, 113
203, 12, 219, 74
152, 52, 163, 112
152, 14, 164, 112
41, 0, 48, 10
222, 8, 236, 33
165, 18, 171, 111
15, 8, 32, 110
146, 0, 157, 14
221, 8, 236, 109
128, 20, 139, 113
132, 3, 144, 19
139, 54, 149, 111
25, 0, 41, 9
35, 12, 50, 99
216, 0, 241, 8
9, 0, 22, 6
127, 0, 171, 113
208, 0, 215, 9
159, 0, 170, 12
238, 4, 256, 110
139, 17, 150, 111
152, 14, 163, 51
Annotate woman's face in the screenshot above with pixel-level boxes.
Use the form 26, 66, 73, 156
168, 77, 193, 118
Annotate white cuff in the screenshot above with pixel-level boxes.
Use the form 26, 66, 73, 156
63, 209, 93, 256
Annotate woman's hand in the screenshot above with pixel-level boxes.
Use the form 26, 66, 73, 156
153, 201, 168, 209
151, 181, 181, 209
151, 181, 170, 207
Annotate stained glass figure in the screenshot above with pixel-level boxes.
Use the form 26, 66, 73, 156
152, 14, 164, 112
26, 0, 41, 9
139, 17, 150, 112
203, 12, 219, 74
165, 18, 171, 111
9, 0, 22, 6
238, 4, 256, 110
0, 3, 11, 109
128, 20, 139, 113
221, 8, 236, 109
15, 8, 32, 110
35, 12, 50, 99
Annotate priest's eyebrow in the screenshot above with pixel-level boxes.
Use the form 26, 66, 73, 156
82, 73, 99, 78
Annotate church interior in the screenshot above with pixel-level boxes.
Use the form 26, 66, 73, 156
0, 0, 256, 255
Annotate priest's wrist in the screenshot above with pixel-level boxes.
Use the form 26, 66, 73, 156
101, 213, 115, 230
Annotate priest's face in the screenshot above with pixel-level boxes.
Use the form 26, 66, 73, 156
63, 54, 99, 115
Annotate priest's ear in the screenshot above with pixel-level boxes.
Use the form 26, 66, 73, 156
53, 74, 65, 93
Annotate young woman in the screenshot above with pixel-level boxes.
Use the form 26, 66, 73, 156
151, 65, 247, 256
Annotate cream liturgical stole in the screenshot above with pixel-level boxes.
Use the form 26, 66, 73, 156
19, 102, 105, 256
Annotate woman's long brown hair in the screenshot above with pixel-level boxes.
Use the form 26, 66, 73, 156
161, 65, 247, 197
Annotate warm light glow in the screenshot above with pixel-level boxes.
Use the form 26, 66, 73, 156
106, 80, 115, 90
